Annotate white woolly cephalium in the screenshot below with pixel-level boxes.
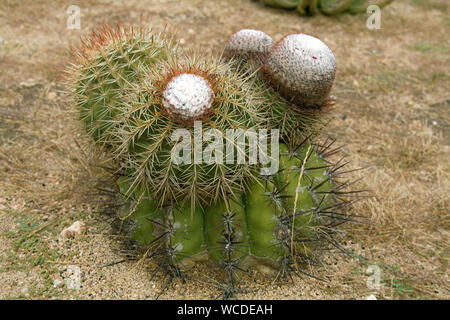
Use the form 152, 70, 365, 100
264, 34, 336, 108
162, 73, 215, 122
224, 29, 274, 63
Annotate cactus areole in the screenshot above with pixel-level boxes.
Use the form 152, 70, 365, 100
66, 23, 362, 298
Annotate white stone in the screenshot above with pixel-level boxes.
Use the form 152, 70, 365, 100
47, 92, 57, 100
53, 279, 63, 288
60, 221, 86, 239
65, 265, 82, 290
21, 286, 29, 295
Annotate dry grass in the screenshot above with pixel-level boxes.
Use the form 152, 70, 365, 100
0, 0, 448, 299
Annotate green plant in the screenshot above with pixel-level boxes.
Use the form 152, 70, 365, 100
66, 22, 362, 297
258, 0, 394, 16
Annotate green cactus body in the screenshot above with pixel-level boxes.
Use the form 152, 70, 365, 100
261, 0, 393, 16
204, 197, 249, 265
245, 179, 285, 266
282, 144, 334, 214
117, 176, 160, 246
348, 0, 394, 14
129, 198, 159, 246
68, 25, 327, 212
70, 25, 176, 146
320, 0, 354, 15
245, 143, 334, 267
260, 80, 327, 149
168, 204, 207, 267
67, 23, 362, 297
118, 143, 334, 273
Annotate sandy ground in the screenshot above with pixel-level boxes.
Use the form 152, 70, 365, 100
0, 0, 448, 299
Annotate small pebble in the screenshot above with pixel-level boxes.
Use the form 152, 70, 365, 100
21, 286, 29, 296
60, 221, 86, 239
19, 79, 36, 87
53, 279, 63, 288
47, 92, 57, 100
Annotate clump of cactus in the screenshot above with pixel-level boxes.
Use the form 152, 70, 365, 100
257, 0, 394, 16
65, 22, 363, 297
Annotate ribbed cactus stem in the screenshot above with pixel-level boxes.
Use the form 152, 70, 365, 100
119, 142, 339, 273
117, 176, 160, 246
65, 24, 177, 145
166, 204, 206, 269
245, 143, 335, 269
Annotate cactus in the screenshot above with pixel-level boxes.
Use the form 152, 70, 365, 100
68, 24, 264, 208
259, 0, 394, 16
66, 24, 178, 145
66, 23, 363, 297
117, 139, 353, 293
